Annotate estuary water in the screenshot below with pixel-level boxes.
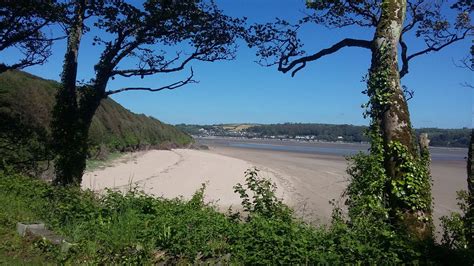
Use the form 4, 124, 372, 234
198, 137, 467, 162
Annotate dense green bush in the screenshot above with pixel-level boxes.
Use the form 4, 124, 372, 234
438, 190, 474, 263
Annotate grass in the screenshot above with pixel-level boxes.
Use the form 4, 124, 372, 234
0, 185, 51, 264
85, 152, 123, 171
221, 124, 256, 131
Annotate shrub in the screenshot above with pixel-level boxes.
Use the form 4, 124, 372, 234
1, 170, 472, 264
233, 168, 292, 222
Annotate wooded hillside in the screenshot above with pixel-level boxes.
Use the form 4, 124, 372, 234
0, 70, 192, 172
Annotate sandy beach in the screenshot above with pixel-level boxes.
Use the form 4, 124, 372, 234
82, 149, 290, 211
83, 141, 467, 231
204, 146, 349, 223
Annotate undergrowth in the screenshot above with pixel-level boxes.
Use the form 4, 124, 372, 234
0, 169, 472, 264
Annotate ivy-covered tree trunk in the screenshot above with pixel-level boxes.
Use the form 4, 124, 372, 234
51, 0, 86, 186
75, 74, 110, 162
368, 0, 432, 241
468, 129, 474, 247
51, 1, 119, 186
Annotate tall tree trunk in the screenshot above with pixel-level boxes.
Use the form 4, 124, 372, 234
52, 6, 116, 186
60, 62, 113, 185
369, 0, 432, 240
468, 129, 474, 248
51, 0, 86, 186
75, 81, 108, 159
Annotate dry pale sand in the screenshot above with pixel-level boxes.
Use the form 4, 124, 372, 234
82, 149, 290, 210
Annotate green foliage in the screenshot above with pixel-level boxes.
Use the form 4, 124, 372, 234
0, 71, 55, 174
1, 171, 473, 264
329, 209, 422, 264
387, 141, 432, 217
436, 190, 474, 264
441, 191, 471, 249
346, 50, 392, 222
343, 120, 423, 263
233, 168, 292, 221
0, 70, 192, 175
417, 127, 471, 147
0, 174, 234, 263
89, 100, 193, 150
346, 152, 388, 221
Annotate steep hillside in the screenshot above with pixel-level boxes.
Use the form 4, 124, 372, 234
0, 70, 192, 171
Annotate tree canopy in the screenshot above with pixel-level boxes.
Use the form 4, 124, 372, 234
247, 0, 472, 78
51, 0, 247, 185
0, 1, 64, 73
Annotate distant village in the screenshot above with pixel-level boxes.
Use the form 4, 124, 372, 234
192, 126, 346, 142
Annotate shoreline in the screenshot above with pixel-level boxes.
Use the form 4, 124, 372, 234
195, 136, 469, 151
83, 143, 467, 229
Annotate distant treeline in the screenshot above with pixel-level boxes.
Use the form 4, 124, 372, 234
414, 128, 471, 148
177, 123, 471, 148
251, 124, 471, 147
247, 123, 368, 142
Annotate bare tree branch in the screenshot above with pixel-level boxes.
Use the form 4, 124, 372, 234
346, 1, 379, 27
399, 37, 409, 78
408, 29, 470, 61
402, 85, 415, 101
454, 56, 474, 72
250, 0, 471, 80
402, 0, 425, 34
279, 38, 372, 77
399, 29, 470, 78
460, 82, 474, 89
454, 44, 474, 88
106, 68, 196, 96
111, 49, 206, 78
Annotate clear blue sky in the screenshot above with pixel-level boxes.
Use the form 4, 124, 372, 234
3, 0, 472, 128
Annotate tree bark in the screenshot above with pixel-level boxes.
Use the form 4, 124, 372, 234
468, 129, 474, 248
369, 0, 432, 240
51, 0, 86, 186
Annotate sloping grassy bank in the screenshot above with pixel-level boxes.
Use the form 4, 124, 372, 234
0, 172, 470, 264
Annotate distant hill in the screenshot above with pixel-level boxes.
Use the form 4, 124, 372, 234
178, 123, 470, 148
0, 70, 192, 172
